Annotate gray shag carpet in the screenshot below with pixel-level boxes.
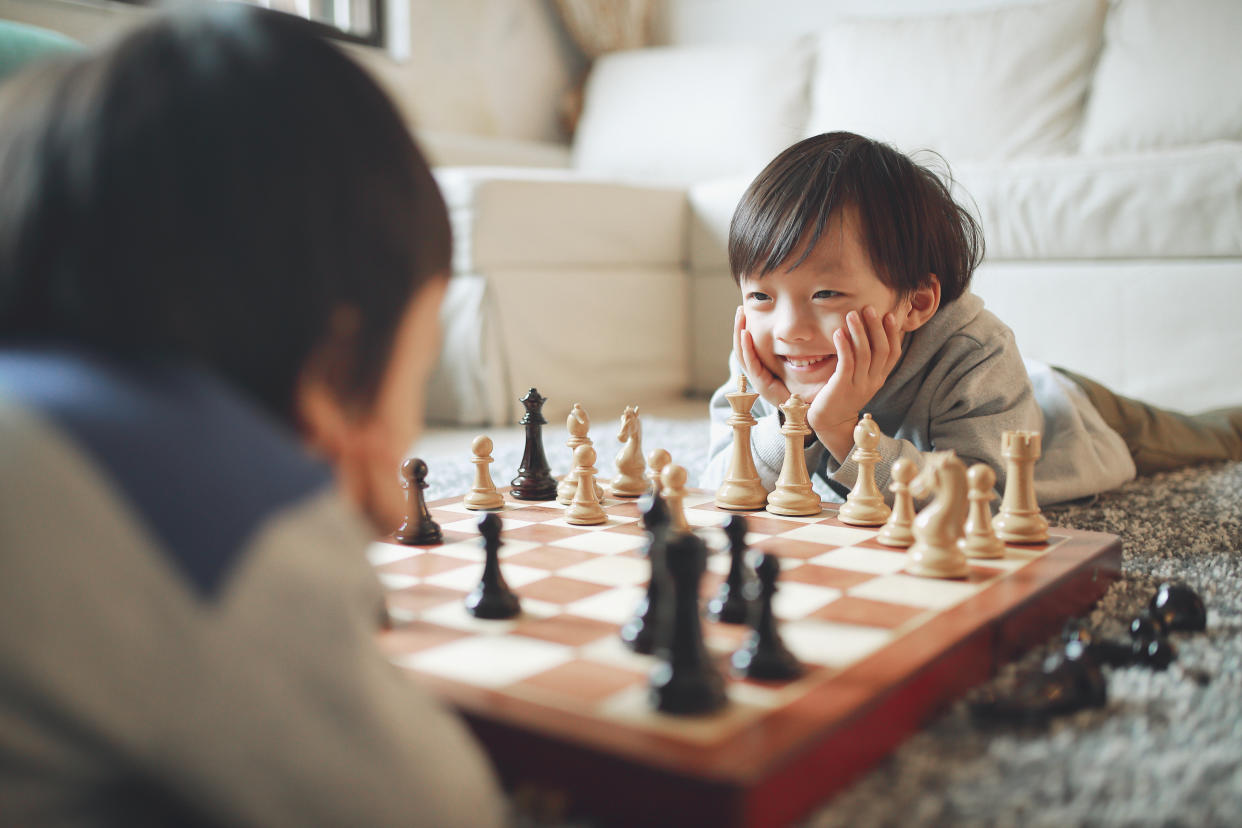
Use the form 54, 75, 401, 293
416, 416, 1242, 827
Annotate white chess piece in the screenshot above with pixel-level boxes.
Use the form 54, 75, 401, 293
992, 431, 1049, 543
877, 457, 916, 547
662, 463, 690, 534
463, 435, 505, 511
609, 405, 647, 497
566, 444, 607, 525
714, 375, 768, 510
961, 463, 1005, 558
838, 414, 892, 526
906, 452, 970, 579
646, 448, 671, 497
766, 395, 821, 516
558, 403, 604, 505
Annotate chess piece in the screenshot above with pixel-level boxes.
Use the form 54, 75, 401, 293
731, 552, 803, 681
661, 463, 690, 534
463, 435, 505, 511
714, 376, 768, 510
961, 463, 1004, 558
557, 403, 604, 505
707, 514, 752, 624
1148, 582, 1207, 632
906, 452, 970, 579
969, 648, 1106, 724
646, 448, 671, 497
650, 531, 727, 715
609, 405, 647, 497
838, 413, 892, 526
465, 512, 521, 619
992, 430, 1049, 543
620, 494, 671, 654
766, 395, 821, 516
393, 457, 442, 545
877, 457, 916, 547
566, 444, 607, 525
510, 388, 558, 501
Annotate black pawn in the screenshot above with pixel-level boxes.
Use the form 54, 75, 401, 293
1149, 581, 1207, 632
620, 493, 671, 654
510, 388, 558, 501
707, 515, 752, 624
393, 457, 442, 545
465, 513, 521, 619
650, 532, 727, 715
731, 553, 803, 681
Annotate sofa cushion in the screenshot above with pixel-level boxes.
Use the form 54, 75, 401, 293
686, 142, 1242, 270
434, 167, 685, 272
571, 40, 812, 186
1080, 0, 1242, 154
805, 0, 1106, 162
953, 142, 1242, 260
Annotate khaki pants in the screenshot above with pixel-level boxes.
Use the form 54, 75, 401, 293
1056, 367, 1242, 474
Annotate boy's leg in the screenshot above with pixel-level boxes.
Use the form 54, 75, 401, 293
1055, 367, 1242, 474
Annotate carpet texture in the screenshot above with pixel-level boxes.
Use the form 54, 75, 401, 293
417, 417, 1242, 827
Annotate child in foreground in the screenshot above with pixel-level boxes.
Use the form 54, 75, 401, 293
702, 132, 1242, 504
0, 8, 503, 826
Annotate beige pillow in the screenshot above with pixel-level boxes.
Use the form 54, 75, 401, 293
573, 40, 813, 185
805, 0, 1107, 162
1080, 0, 1242, 153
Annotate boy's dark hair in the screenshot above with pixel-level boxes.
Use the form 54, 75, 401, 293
729, 132, 983, 304
0, 5, 449, 423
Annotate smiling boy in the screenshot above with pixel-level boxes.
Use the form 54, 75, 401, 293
701, 132, 1140, 504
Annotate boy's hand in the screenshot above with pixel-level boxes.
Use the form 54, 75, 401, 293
734, 306, 790, 409
809, 306, 903, 461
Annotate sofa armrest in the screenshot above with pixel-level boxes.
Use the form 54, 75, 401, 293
434, 167, 687, 273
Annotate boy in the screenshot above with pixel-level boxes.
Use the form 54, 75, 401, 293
0, 8, 504, 826
702, 132, 1242, 504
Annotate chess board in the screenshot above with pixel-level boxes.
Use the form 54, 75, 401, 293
372, 489, 1121, 828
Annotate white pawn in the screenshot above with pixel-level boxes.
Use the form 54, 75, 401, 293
961, 464, 1005, 558
838, 414, 892, 526
661, 463, 690, 534
877, 458, 916, 547
566, 444, 607, 525
646, 448, 671, 497
463, 435, 505, 511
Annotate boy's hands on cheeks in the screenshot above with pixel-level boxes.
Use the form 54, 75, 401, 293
735, 303, 903, 463
807, 305, 903, 462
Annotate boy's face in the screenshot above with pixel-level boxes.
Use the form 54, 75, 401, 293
739, 208, 917, 402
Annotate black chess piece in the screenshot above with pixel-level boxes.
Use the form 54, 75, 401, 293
649, 531, 727, 715
1149, 581, 1207, 632
969, 647, 1107, 724
620, 493, 671, 654
1062, 622, 1134, 668
510, 388, 558, 501
731, 552, 803, 681
465, 512, 521, 619
393, 457, 442, 545
1127, 609, 1176, 671
707, 515, 752, 624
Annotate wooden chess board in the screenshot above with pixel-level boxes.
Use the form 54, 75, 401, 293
373, 489, 1121, 828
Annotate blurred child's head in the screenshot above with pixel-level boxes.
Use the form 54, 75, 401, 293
0, 6, 450, 528
729, 132, 983, 399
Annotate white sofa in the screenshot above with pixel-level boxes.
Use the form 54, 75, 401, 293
425, 0, 1242, 426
